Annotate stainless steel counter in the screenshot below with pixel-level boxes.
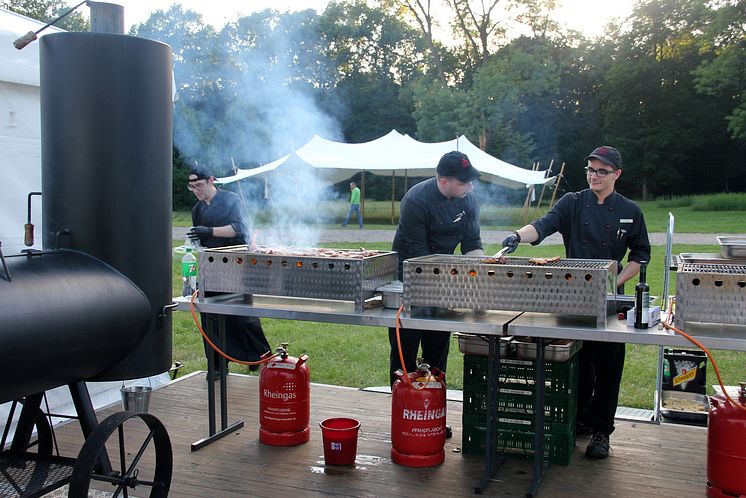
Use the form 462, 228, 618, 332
173, 295, 746, 351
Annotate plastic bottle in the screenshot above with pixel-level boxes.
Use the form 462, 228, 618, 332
181, 247, 198, 297
634, 261, 650, 329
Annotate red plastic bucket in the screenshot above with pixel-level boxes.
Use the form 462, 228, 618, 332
320, 417, 360, 465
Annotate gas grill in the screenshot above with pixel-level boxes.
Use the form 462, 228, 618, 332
676, 261, 746, 332
199, 245, 399, 312
403, 255, 617, 327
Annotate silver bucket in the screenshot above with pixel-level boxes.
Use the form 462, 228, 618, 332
121, 386, 152, 412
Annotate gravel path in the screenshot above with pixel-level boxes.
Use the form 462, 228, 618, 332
173, 227, 729, 246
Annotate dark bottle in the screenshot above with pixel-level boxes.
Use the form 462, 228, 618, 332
634, 261, 650, 329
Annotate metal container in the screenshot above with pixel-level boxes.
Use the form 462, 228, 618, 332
403, 255, 617, 327
718, 236, 746, 259
660, 390, 709, 423
378, 281, 403, 309
199, 246, 398, 313
676, 261, 746, 332
455, 333, 513, 357
512, 337, 582, 362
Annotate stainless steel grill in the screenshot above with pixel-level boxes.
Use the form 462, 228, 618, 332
403, 255, 617, 327
676, 260, 746, 331
199, 245, 399, 312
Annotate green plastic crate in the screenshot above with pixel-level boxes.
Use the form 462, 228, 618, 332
462, 353, 578, 465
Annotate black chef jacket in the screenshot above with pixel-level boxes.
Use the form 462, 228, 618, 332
531, 189, 651, 271
392, 177, 482, 278
191, 189, 246, 248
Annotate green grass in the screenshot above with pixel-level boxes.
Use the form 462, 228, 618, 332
175, 192, 746, 232
172, 238, 744, 409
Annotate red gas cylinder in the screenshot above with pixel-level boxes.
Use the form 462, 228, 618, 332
707, 383, 746, 498
391, 363, 447, 467
259, 344, 310, 446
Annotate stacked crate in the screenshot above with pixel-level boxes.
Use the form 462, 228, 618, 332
462, 352, 578, 465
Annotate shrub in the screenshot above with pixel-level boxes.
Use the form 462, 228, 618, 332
690, 193, 746, 211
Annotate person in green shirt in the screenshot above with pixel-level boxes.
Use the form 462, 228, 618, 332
341, 181, 363, 229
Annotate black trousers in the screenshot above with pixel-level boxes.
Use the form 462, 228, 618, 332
577, 340, 626, 435
201, 314, 271, 370
388, 327, 451, 387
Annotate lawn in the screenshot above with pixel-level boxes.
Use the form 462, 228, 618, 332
174, 192, 746, 232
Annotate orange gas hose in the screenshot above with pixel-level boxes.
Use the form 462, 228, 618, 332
661, 298, 746, 413
395, 305, 427, 390
189, 289, 276, 366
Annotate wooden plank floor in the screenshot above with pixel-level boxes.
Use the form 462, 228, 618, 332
49, 372, 709, 497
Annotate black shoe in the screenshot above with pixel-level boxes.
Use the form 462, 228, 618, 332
576, 420, 594, 435
585, 432, 610, 459
445, 424, 452, 439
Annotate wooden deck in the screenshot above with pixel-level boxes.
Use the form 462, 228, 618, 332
49, 373, 709, 497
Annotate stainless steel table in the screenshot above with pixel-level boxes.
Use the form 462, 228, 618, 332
174, 294, 746, 495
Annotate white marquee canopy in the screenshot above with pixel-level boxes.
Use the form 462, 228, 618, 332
218, 130, 555, 190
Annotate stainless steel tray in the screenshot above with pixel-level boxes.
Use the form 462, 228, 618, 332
717, 235, 746, 259
377, 281, 403, 309
660, 390, 709, 423
512, 337, 582, 362
455, 333, 513, 357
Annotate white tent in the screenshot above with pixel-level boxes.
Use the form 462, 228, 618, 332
0, 8, 64, 254
218, 130, 555, 189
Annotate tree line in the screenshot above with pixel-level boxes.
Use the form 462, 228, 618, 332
6, 0, 745, 206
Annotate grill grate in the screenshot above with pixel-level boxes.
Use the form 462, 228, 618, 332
410, 254, 612, 270
679, 262, 746, 275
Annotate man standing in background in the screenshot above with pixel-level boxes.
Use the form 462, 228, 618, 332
341, 181, 363, 229
187, 167, 271, 378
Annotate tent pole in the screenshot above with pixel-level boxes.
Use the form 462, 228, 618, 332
404, 169, 408, 192
521, 163, 538, 224
548, 162, 566, 209
360, 171, 366, 217
391, 171, 396, 225
535, 159, 553, 212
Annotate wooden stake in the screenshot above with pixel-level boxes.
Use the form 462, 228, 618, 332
535, 159, 554, 212
548, 162, 566, 209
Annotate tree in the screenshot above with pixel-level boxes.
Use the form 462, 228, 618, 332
694, 0, 746, 142
2, 0, 88, 31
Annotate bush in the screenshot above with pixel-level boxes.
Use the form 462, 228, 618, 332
655, 195, 694, 208
690, 193, 746, 211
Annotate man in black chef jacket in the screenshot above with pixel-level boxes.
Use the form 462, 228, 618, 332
187, 167, 271, 379
389, 151, 484, 388
501, 146, 650, 459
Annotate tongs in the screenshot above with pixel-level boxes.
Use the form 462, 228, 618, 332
493, 246, 510, 258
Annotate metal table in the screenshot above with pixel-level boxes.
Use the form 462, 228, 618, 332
174, 294, 746, 495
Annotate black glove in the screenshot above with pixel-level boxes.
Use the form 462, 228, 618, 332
501, 231, 521, 254
188, 226, 212, 242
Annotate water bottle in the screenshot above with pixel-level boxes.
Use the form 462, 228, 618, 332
181, 247, 198, 297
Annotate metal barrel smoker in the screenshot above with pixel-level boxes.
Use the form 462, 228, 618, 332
1, 3, 174, 496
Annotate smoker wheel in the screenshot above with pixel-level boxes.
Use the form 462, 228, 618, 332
68, 411, 172, 498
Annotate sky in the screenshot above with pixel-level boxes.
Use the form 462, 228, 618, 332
116, 0, 634, 40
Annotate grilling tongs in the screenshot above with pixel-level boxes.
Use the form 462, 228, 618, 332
493, 246, 511, 258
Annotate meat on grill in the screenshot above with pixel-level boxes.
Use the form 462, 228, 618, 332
528, 256, 562, 265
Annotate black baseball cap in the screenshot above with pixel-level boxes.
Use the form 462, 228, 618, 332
586, 146, 622, 169
188, 167, 213, 181
436, 151, 480, 182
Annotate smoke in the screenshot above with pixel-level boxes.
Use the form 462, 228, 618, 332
166, 9, 344, 248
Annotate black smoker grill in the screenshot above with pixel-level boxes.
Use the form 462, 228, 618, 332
1, 4, 174, 496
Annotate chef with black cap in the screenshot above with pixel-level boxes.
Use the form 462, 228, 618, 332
500, 145, 651, 459
388, 151, 484, 394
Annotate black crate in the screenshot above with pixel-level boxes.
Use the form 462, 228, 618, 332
662, 349, 707, 394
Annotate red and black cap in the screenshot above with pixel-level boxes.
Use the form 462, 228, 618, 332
586, 146, 622, 169
436, 151, 480, 182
